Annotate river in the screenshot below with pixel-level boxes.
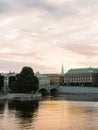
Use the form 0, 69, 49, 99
0, 95, 98, 130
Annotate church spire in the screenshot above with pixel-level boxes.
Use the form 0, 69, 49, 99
61, 63, 64, 76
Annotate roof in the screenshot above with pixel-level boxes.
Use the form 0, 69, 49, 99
67, 67, 98, 74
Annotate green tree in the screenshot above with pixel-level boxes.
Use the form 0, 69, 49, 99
0, 75, 4, 91
9, 76, 16, 92
13, 67, 39, 93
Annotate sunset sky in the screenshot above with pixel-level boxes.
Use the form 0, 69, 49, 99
0, 0, 98, 73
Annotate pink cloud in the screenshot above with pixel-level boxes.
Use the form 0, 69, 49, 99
0, 59, 56, 73
61, 44, 98, 58
0, 52, 44, 60
78, 61, 98, 68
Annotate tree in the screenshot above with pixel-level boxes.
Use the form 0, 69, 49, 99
0, 75, 4, 91
12, 66, 39, 93
9, 76, 16, 92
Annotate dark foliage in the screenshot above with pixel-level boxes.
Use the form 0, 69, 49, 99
0, 75, 4, 90
9, 76, 16, 91
11, 67, 39, 93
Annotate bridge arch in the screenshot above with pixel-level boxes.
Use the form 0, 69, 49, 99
39, 88, 48, 96
50, 88, 58, 96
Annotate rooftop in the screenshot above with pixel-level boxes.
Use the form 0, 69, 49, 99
67, 67, 98, 74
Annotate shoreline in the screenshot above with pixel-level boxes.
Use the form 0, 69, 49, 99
0, 93, 42, 101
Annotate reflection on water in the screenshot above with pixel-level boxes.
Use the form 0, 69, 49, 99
0, 101, 5, 114
8, 100, 39, 118
8, 100, 39, 111
0, 95, 98, 130
8, 100, 39, 130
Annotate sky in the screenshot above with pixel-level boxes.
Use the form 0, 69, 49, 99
0, 0, 98, 74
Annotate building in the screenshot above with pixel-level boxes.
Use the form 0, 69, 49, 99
45, 64, 65, 86
64, 68, 98, 87
2, 72, 18, 93
50, 74, 64, 86
35, 72, 50, 87
43, 73, 64, 86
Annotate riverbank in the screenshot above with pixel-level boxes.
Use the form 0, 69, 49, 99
0, 93, 41, 101
57, 93, 98, 101
58, 86, 98, 94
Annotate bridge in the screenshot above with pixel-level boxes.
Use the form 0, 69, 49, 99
38, 85, 58, 95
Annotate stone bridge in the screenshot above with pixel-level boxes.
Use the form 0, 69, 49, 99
38, 85, 58, 95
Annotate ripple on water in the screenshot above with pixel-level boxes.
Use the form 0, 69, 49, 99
0, 97, 98, 130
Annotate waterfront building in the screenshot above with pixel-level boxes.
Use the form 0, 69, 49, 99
2, 72, 18, 93
45, 64, 65, 86
50, 75, 64, 86
35, 72, 50, 87
64, 67, 98, 87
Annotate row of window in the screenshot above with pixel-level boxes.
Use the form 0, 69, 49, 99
65, 77, 92, 82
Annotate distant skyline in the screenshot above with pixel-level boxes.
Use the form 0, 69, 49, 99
0, 0, 98, 73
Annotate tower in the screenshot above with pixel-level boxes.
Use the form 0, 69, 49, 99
61, 64, 64, 76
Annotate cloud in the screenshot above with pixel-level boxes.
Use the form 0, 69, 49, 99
0, 0, 56, 13
0, 0, 98, 73
78, 61, 98, 67
19, 0, 56, 12
0, 59, 56, 73
0, 0, 77, 17
61, 44, 98, 58
0, 51, 44, 61
0, 0, 98, 18
0, 0, 20, 13
76, 0, 98, 7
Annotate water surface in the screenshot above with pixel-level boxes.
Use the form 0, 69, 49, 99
0, 95, 98, 130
